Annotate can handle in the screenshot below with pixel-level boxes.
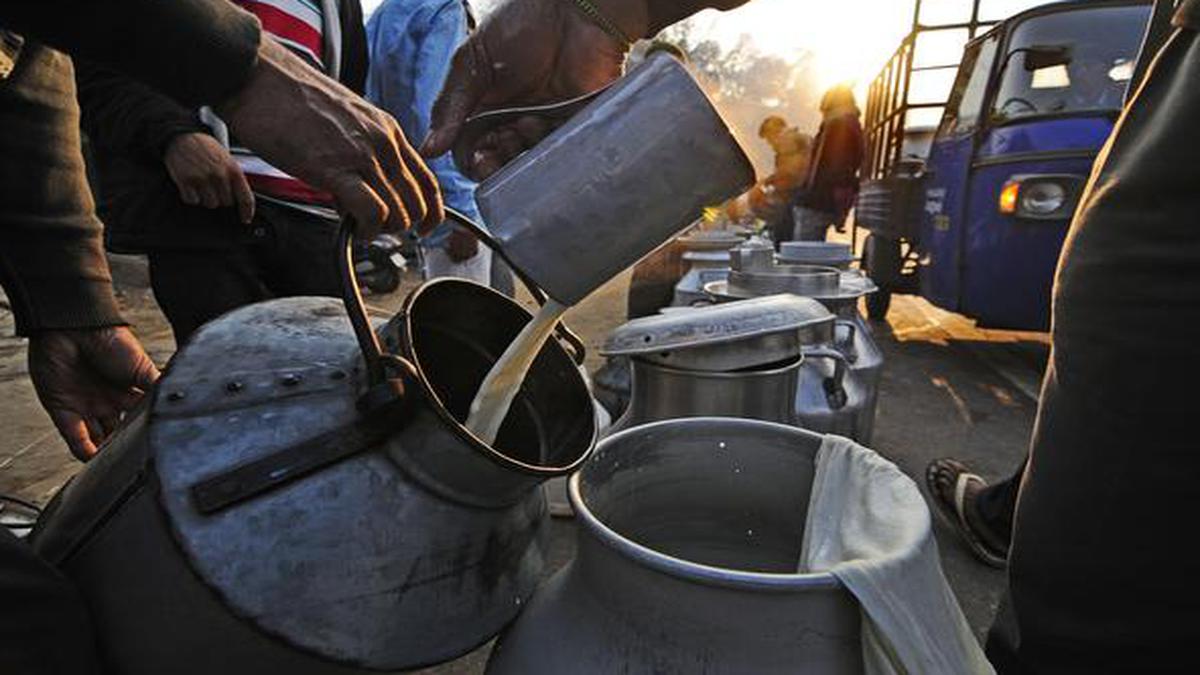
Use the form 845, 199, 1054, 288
338, 217, 418, 412
801, 346, 849, 410
444, 207, 587, 366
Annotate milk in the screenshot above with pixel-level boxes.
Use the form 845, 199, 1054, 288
465, 299, 569, 445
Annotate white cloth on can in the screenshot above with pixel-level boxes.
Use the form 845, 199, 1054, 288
800, 435, 994, 675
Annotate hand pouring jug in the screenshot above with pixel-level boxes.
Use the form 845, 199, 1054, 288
458, 52, 756, 306
29, 215, 597, 674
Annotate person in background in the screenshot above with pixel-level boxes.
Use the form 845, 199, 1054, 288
2, 0, 441, 669
725, 115, 811, 244
792, 85, 864, 241
366, 0, 494, 288
77, 0, 370, 346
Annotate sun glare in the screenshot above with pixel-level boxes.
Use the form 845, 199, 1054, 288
684, 0, 1057, 91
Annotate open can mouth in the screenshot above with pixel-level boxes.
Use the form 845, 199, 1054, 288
399, 278, 597, 477
570, 417, 842, 590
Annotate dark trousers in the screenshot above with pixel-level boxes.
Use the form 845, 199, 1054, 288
147, 201, 341, 345
0, 529, 99, 675
986, 27, 1200, 673
975, 461, 1025, 544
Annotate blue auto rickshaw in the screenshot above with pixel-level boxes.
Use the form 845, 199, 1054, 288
855, 0, 1152, 329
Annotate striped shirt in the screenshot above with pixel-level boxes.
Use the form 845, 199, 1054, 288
229, 0, 335, 208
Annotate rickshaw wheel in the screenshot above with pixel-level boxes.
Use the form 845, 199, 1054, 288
863, 234, 900, 321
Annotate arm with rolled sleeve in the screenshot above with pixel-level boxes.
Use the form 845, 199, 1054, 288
0, 0, 262, 335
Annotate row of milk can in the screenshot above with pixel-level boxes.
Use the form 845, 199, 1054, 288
22, 53, 902, 675
601, 232, 883, 443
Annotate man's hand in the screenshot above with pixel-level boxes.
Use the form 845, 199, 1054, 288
446, 227, 480, 262
28, 327, 160, 461
164, 132, 256, 224
217, 38, 443, 236
420, 0, 648, 177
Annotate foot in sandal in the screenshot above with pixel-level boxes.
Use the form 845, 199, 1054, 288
925, 458, 1010, 569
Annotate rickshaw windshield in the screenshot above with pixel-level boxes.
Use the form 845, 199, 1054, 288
990, 5, 1150, 124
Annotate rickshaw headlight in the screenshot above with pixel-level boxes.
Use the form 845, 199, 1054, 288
1020, 181, 1067, 216
998, 175, 1083, 220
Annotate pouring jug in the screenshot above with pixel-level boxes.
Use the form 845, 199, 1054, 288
459, 52, 756, 306
29, 213, 597, 674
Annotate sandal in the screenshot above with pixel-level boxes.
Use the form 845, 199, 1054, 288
925, 458, 1008, 569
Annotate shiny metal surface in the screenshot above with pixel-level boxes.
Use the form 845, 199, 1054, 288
728, 235, 776, 271
701, 265, 884, 443
797, 315, 883, 441
676, 229, 746, 251
602, 294, 834, 368
707, 268, 878, 304
778, 241, 856, 268
673, 258, 732, 307
474, 53, 755, 305
488, 418, 864, 674
30, 281, 597, 673
611, 358, 801, 432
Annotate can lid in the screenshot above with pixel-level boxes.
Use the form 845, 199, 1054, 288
713, 266, 877, 303
602, 294, 834, 357
682, 250, 732, 263
778, 241, 855, 267
677, 229, 746, 251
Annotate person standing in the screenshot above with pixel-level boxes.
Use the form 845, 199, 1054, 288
724, 115, 812, 244
792, 85, 864, 242
3, 0, 441, 669
77, 0, 371, 345
366, 0, 493, 287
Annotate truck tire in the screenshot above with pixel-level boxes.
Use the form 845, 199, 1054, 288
863, 234, 901, 321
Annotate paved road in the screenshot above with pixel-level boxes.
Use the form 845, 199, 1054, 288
2, 258, 1045, 671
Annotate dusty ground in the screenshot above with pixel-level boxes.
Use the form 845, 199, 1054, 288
1, 253, 1045, 671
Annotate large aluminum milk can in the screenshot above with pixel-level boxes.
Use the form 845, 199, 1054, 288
705, 240, 883, 442
487, 417, 864, 674
672, 249, 736, 307
465, 52, 756, 307
29, 219, 597, 674
601, 295, 836, 432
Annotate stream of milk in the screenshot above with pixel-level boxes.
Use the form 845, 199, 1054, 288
465, 299, 569, 445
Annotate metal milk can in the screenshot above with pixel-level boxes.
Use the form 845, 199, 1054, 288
29, 218, 597, 674
705, 240, 883, 442
466, 52, 755, 307
602, 295, 836, 432
778, 241, 857, 269
487, 417, 864, 674
672, 250, 735, 307
670, 228, 747, 307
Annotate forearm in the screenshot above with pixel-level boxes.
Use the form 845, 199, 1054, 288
75, 62, 207, 162
0, 44, 124, 335
0, 0, 261, 107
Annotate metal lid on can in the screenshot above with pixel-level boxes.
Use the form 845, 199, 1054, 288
682, 250, 732, 263
677, 228, 746, 251
712, 267, 877, 303
601, 294, 835, 371
778, 241, 855, 268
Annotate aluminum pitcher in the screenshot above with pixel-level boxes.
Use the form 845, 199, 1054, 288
460, 52, 756, 306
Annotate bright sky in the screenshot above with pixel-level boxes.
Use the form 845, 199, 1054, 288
360, 0, 1057, 89
687, 0, 1055, 90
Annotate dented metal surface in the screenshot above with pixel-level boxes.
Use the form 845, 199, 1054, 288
31, 279, 597, 673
